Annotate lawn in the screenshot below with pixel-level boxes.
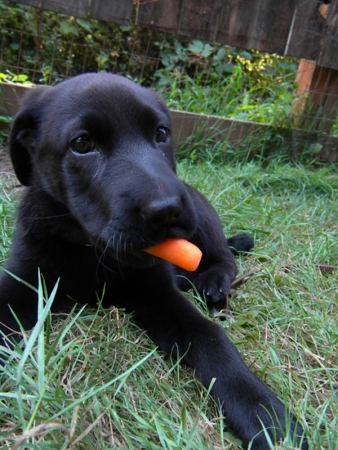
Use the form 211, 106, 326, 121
0, 144, 337, 449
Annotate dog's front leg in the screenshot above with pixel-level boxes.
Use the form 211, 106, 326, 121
123, 266, 307, 450
178, 184, 253, 311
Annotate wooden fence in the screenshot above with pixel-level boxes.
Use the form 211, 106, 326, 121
3, 0, 338, 161
10, 0, 338, 69
137, 0, 338, 137
138, 0, 337, 67
7, 0, 133, 24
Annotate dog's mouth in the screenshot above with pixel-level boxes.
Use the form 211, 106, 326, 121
94, 242, 161, 270
80, 191, 198, 270
92, 228, 194, 270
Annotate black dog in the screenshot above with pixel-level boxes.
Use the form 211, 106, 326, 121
0, 73, 307, 449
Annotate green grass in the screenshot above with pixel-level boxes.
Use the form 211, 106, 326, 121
0, 151, 337, 449
155, 69, 296, 129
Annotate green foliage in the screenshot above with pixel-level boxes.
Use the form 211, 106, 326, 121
0, 71, 32, 84
155, 38, 297, 86
154, 39, 298, 126
0, 0, 142, 83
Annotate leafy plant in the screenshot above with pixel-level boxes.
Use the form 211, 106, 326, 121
0, 71, 33, 84
152, 38, 298, 127
0, 0, 142, 83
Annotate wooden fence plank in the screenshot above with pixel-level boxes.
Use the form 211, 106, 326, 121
138, 0, 297, 55
308, 67, 338, 133
137, 0, 181, 33
214, 0, 258, 50
90, 0, 133, 24
7, 0, 39, 7
8, 0, 133, 24
170, 109, 338, 163
8, 0, 89, 17
216, 0, 297, 55
317, 0, 338, 69
0, 82, 31, 116
178, 0, 223, 42
44, 0, 87, 17
286, 0, 323, 61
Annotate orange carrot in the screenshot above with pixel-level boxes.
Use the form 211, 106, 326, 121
144, 238, 202, 272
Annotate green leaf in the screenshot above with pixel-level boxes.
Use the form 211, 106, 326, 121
216, 62, 235, 74
59, 21, 78, 36
11, 74, 29, 82
96, 51, 108, 69
240, 50, 253, 60
201, 43, 214, 58
76, 18, 91, 31
215, 47, 226, 61
309, 143, 323, 154
188, 40, 204, 54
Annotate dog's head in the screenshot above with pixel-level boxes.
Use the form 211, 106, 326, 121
9, 73, 197, 266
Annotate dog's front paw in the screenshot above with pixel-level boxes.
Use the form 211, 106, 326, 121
194, 268, 232, 314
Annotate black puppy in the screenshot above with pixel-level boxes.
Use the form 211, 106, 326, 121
0, 73, 306, 449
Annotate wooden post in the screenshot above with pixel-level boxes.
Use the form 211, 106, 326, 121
309, 66, 338, 133
291, 59, 317, 121
291, 2, 338, 134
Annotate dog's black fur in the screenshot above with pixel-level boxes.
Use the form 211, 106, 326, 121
0, 73, 307, 449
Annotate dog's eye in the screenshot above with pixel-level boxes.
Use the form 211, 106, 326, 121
156, 127, 169, 143
71, 136, 95, 154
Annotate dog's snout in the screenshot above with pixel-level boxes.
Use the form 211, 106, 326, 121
141, 197, 183, 229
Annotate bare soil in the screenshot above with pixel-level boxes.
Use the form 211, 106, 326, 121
0, 143, 23, 193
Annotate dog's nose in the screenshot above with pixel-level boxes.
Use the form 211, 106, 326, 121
141, 197, 183, 229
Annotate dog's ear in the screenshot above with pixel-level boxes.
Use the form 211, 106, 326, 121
9, 86, 52, 186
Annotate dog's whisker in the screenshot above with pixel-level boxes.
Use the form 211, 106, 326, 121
29, 182, 62, 196
124, 240, 128, 261
119, 234, 123, 259
115, 233, 123, 272
34, 213, 72, 220
95, 232, 116, 275
94, 234, 105, 279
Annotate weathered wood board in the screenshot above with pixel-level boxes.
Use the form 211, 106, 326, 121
215, 0, 297, 55
7, 0, 133, 24
0, 82, 31, 116
285, 0, 323, 61
316, 0, 338, 69
89, 0, 133, 23
170, 109, 338, 162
